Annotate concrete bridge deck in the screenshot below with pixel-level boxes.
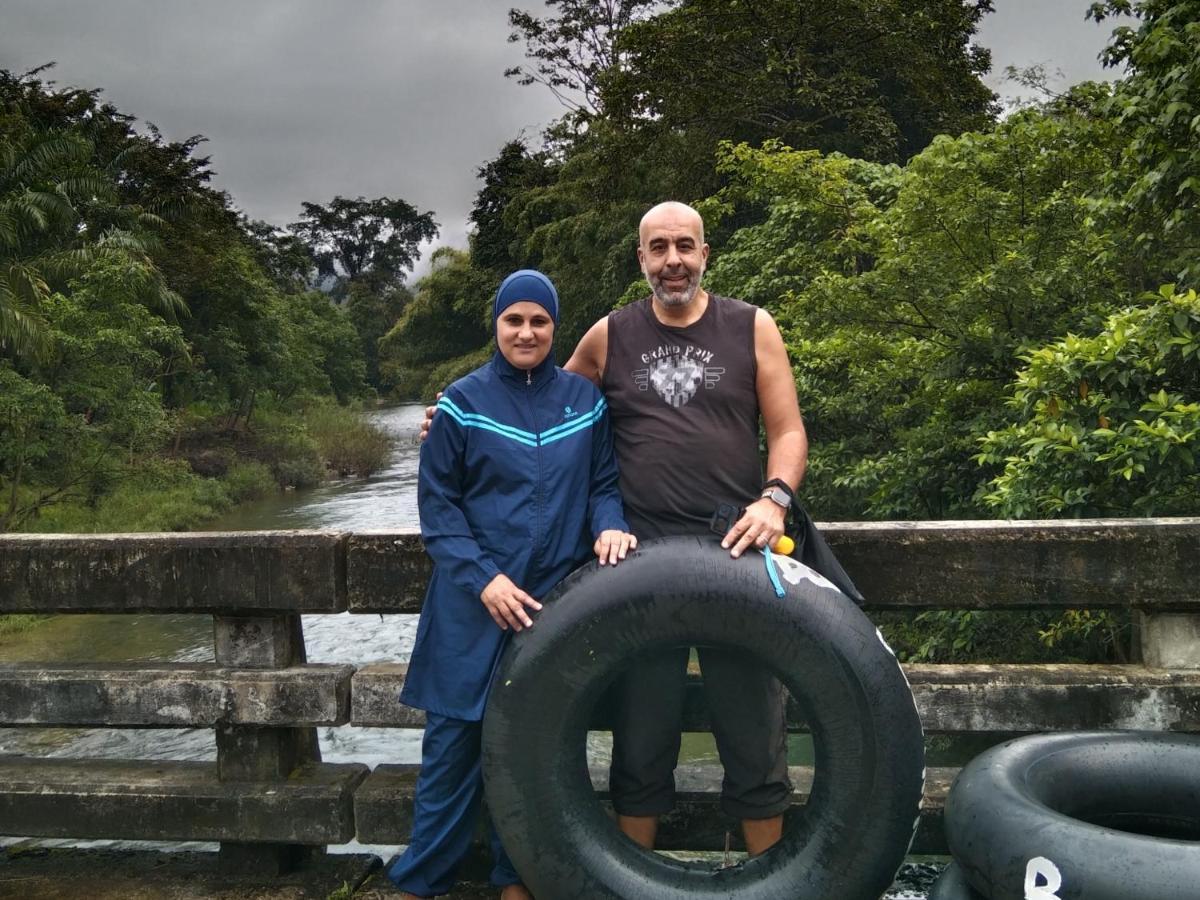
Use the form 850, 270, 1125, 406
2, 519, 1198, 894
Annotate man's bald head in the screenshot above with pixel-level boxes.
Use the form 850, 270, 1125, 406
637, 201, 709, 309
639, 201, 705, 248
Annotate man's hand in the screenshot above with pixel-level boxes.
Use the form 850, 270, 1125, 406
480, 573, 542, 631
594, 530, 638, 566
722, 498, 787, 559
418, 391, 443, 442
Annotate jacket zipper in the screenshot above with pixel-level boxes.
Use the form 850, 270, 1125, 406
527, 372, 542, 559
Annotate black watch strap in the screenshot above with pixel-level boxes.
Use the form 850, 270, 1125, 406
761, 478, 795, 502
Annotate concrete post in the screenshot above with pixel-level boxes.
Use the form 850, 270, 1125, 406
213, 613, 322, 875
1140, 613, 1200, 669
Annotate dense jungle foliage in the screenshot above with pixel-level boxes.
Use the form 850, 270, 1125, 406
380, 0, 1200, 663
0, 66, 401, 533
383, 0, 1198, 525
3, 1, 1197, 661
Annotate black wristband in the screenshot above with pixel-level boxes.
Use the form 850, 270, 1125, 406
761, 478, 795, 502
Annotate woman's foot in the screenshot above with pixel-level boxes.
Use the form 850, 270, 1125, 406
500, 885, 533, 900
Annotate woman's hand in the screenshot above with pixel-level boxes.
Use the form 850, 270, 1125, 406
481, 573, 542, 631
594, 530, 638, 566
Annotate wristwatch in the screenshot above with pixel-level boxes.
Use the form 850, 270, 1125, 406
760, 479, 793, 510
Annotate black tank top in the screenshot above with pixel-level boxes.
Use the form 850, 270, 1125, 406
602, 295, 761, 539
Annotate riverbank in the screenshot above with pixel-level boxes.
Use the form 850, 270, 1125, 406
3, 401, 393, 535
0, 402, 398, 643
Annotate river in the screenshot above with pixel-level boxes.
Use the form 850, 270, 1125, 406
0, 403, 939, 895
0, 404, 429, 769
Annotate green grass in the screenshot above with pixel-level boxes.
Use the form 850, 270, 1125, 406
23, 461, 235, 534
0, 614, 49, 639
304, 402, 393, 478
222, 460, 276, 502
241, 406, 327, 488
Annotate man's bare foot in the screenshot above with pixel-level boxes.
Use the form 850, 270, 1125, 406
743, 814, 783, 856
500, 885, 533, 900
617, 813, 658, 849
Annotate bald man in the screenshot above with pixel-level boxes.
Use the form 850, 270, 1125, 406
567, 201, 807, 855
423, 201, 807, 855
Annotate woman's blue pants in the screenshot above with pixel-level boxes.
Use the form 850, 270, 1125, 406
386, 712, 521, 895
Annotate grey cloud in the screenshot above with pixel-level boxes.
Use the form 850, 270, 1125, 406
976, 0, 1119, 97
1, 1, 1114, 278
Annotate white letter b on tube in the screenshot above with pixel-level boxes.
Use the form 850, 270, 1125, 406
1024, 856, 1063, 900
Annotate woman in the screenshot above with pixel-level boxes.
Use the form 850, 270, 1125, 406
388, 269, 636, 899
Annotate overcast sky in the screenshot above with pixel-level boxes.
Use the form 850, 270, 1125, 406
0, 1, 1121, 277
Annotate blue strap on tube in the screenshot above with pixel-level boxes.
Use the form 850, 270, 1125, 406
762, 544, 786, 598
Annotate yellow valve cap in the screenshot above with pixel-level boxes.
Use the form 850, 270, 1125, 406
771, 535, 795, 556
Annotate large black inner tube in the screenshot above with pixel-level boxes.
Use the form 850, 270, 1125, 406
482, 536, 925, 900
928, 861, 986, 900
945, 731, 1200, 900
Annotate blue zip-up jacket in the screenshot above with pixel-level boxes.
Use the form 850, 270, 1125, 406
403, 349, 628, 721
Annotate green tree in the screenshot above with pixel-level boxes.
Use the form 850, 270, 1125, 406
493, 0, 1003, 361
244, 218, 316, 292
379, 248, 494, 399
505, 0, 664, 131
0, 127, 89, 356
289, 195, 437, 392
156, 226, 284, 423
1, 257, 187, 530
1089, 0, 1200, 285
0, 66, 383, 532
978, 285, 1200, 518
605, 0, 998, 163
41, 261, 181, 455
702, 97, 1127, 519
289, 195, 438, 289
276, 290, 369, 404
0, 362, 69, 530
342, 279, 410, 393
0, 124, 182, 359
469, 140, 554, 275
1, 68, 189, 362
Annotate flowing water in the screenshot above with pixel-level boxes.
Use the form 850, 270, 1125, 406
0, 405, 430, 861
0, 403, 940, 894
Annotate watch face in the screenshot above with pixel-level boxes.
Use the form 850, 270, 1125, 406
764, 487, 790, 508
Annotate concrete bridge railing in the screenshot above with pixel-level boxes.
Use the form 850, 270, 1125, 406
1, 520, 1198, 871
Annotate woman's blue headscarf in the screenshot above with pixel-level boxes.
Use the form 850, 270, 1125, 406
493, 269, 559, 326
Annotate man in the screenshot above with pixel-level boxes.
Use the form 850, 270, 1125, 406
423, 201, 807, 855
567, 201, 806, 855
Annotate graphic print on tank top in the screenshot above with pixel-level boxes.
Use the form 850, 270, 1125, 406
632, 342, 725, 408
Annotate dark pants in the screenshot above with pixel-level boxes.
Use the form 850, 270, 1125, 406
608, 646, 792, 820
387, 712, 521, 895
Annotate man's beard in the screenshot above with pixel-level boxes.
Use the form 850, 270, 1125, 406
648, 268, 702, 307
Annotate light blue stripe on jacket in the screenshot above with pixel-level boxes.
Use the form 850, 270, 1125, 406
438, 396, 538, 446
437, 395, 607, 448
